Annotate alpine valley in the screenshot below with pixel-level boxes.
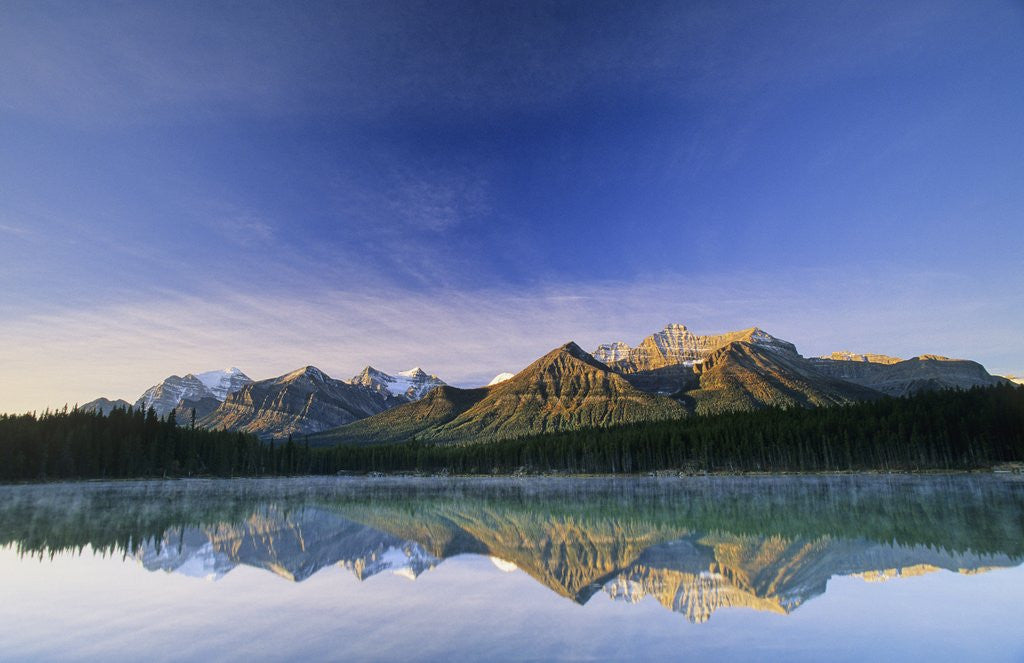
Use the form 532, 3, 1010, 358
80, 323, 1010, 444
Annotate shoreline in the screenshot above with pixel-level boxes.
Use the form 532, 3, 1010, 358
2, 465, 1022, 486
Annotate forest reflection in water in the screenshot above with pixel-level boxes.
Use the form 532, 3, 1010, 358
2, 475, 1022, 625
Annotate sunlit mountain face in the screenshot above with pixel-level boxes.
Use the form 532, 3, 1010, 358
2, 476, 1022, 624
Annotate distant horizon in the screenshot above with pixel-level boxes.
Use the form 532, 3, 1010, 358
5, 315, 1018, 415
2, 1, 1021, 413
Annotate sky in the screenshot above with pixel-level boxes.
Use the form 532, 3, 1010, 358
1, 0, 1022, 412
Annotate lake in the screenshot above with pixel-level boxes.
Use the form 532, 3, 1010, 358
1, 475, 1022, 662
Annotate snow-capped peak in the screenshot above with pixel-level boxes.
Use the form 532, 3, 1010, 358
193, 367, 252, 401
349, 366, 445, 401
487, 372, 515, 386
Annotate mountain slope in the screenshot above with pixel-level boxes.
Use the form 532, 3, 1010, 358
310, 386, 490, 446
175, 395, 222, 422
684, 341, 881, 414
434, 343, 688, 442
808, 354, 1008, 396
199, 366, 398, 438
80, 397, 132, 415
315, 342, 688, 446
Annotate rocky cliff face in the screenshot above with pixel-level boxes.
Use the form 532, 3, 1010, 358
199, 365, 399, 438
349, 366, 445, 401
315, 342, 688, 446
809, 354, 1008, 396
594, 323, 798, 373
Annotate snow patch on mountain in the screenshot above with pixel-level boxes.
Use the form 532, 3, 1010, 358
349, 366, 445, 401
487, 372, 515, 386
193, 367, 252, 400
135, 368, 253, 418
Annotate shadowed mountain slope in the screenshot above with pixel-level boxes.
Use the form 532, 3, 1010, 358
311, 385, 490, 446
79, 397, 131, 415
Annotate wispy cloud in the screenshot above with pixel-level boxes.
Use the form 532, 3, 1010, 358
0, 223, 31, 238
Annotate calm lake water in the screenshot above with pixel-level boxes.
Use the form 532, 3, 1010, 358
1, 475, 1022, 662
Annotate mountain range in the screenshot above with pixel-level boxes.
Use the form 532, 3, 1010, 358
80, 323, 1011, 444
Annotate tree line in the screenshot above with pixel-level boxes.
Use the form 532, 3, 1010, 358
0, 405, 313, 481
1, 384, 1022, 481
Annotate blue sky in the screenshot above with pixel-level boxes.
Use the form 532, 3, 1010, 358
1, 1, 1022, 411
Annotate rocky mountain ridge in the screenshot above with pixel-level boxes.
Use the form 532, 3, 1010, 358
197, 365, 401, 438
75, 322, 1011, 442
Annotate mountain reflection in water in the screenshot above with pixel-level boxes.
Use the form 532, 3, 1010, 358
2, 476, 1022, 624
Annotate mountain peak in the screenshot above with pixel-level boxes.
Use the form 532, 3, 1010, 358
193, 367, 253, 400
545, 341, 608, 370
354, 365, 384, 377
284, 365, 329, 382
348, 365, 445, 401
559, 341, 587, 355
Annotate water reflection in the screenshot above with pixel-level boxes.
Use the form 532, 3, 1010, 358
2, 476, 1022, 624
